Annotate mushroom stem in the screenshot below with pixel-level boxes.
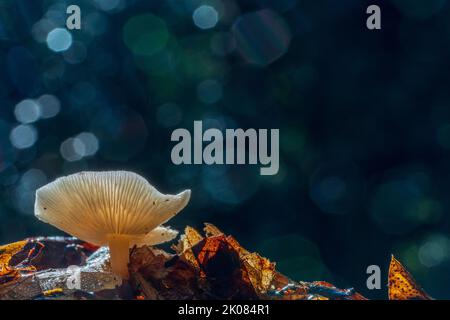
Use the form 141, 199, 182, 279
107, 234, 131, 279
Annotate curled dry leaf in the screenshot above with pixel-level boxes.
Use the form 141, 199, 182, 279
172, 223, 276, 298
0, 240, 41, 284
388, 255, 432, 300
0, 224, 371, 300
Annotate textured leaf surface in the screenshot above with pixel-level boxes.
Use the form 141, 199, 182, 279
388, 255, 432, 300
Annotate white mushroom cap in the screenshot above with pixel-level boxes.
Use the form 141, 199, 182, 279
34, 171, 190, 278
130, 226, 179, 248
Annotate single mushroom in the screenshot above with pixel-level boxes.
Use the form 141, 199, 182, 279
34, 171, 191, 279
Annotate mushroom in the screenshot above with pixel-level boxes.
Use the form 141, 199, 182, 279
34, 171, 191, 279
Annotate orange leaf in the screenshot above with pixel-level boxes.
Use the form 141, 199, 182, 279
185, 225, 276, 298
225, 235, 275, 294
0, 241, 30, 283
0, 241, 27, 272
388, 255, 432, 300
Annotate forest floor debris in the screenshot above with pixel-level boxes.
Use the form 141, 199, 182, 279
0, 224, 431, 300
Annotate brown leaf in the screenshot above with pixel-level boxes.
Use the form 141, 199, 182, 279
388, 255, 432, 300
130, 245, 169, 280
225, 235, 275, 294
172, 226, 205, 270
203, 223, 224, 237
181, 225, 276, 298
191, 234, 258, 299
0, 241, 28, 272
178, 226, 204, 252
160, 257, 203, 300
130, 245, 201, 300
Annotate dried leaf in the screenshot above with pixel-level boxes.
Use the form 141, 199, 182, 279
178, 225, 275, 298
179, 226, 204, 252
130, 245, 169, 280
225, 235, 275, 294
24, 237, 95, 270
160, 258, 201, 299
203, 223, 223, 237
130, 245, 200, 300
191, 234, 258, 299
0, 240, 28, 272
388, 255, 432, 300
0, 240, 38, 284
241, 252, 275, 294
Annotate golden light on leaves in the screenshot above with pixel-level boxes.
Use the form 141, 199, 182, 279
173, 223, 276, 297
0, 241, 28, 272
0, 226, 440, 300
0, 240, 38, 283
388, 255, 432, 300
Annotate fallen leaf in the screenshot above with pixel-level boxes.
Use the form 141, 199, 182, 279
172, 226, 205, 270
203, 223, 223, 237
179, 225, 277, 298
0, 240, 38, 284
0, 241, 28, 272
191, 234, 258, 299
177, 226, 204, 253
388, 255, 432, 300
225, 235, 275, 294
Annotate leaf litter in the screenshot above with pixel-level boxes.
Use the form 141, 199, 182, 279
0, 224, 432, 300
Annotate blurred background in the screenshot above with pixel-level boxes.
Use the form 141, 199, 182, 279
1, 0, 450, 299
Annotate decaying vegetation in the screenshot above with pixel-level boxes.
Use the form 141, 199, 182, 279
0, 224, 431, 300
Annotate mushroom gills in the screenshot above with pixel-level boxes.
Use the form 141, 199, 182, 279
107, 234, 131, 279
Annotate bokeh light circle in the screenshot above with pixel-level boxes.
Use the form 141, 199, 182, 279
14, 99, 40, 124
9, 124, 38, 149
36, 94, 60, 119
60, 137, 83, 162
46, 28, 73, 52
76, 132, 99, 157
193, 5, 219, 30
